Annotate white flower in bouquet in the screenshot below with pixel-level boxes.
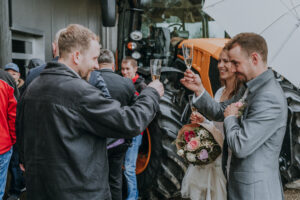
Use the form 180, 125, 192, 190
198, 129, 207, 136
177, 149, 184, 157
186, 152, 196, 162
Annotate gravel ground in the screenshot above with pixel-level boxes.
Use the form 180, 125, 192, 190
285, 189, 300, 200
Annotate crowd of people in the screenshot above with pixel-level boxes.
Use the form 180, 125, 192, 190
0, 23, 288, 200
0, 24, 163, 200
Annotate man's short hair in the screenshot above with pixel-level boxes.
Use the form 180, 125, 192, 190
98, 49, 115, 64
54, 28, 67, 45
121, 57, 137, 68
226, 33, 268, 63
58, 24, 99, 58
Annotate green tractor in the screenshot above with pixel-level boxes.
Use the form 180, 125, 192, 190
102, 0, 300, 199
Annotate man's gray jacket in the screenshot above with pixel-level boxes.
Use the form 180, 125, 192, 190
194, 69, 288, 200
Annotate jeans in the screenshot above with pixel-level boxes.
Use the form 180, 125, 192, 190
124, 134, 143, 200
9, 146, 26, 197
0, 148, 13, 199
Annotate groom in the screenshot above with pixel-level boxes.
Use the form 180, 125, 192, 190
181, 33, 288, 200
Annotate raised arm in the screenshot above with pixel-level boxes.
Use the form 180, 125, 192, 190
79, 81, 163, 139
181, 69, 245, 121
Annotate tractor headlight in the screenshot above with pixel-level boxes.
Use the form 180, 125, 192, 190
130, 30, 143, 41
131, 51, 141, 60
127, 42, 138, 50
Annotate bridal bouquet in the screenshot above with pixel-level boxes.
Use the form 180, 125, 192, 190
175, 123, 223, 165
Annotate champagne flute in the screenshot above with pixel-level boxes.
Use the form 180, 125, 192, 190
188, 94, 197, 113
182, 43, 193, 70
150, 59, 162, 81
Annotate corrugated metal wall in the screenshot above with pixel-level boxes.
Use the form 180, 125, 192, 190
10, 0, 117, 61
101, 26, 118, 52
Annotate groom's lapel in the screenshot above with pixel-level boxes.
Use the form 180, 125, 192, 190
240, 92, 251, 122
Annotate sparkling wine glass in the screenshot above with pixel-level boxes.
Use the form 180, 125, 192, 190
188, 94, 197, 113
150, 59, 162, 81
182, 43, 193, 69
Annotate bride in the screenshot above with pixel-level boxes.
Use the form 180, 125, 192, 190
181, 47, 241, 200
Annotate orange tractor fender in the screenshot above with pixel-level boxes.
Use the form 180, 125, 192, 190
178, 38, 229, 97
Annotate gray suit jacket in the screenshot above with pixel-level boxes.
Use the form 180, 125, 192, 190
194, 69, 288, 200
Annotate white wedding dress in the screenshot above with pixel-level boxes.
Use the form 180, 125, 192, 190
181, 87, 227, 200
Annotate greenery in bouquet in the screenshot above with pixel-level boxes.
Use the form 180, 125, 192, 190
176, 125, 222, 165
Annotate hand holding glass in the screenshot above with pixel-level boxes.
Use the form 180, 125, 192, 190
182, 43, 193, 69
150, 59, 162, 81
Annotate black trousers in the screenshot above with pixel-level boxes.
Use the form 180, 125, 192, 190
107, 144, 129, 200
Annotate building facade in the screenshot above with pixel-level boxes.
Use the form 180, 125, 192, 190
0, 0, 117, 78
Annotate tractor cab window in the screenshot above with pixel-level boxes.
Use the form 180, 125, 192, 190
138, 0, 225, 66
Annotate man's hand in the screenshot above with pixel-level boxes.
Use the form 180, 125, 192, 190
19, 163, 25, 172
224, 102, 244, 118
148, 80, 164, 97
180, 69, 204, 96
190, 112, 205, 124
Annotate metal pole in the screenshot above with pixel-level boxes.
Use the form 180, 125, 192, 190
0, 0, 12, 68
200, 11, 209, 38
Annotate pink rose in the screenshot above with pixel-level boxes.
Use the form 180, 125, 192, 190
197, 149, 208, 161
187, 138, 200, 151
235, 101, 244, 108
184, 131, 196, 143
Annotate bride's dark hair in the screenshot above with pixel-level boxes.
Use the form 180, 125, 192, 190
218, 47, 242, 100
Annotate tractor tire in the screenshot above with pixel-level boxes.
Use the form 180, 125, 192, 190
135, 68, 300, 199
277, 73, 300, 185
137, 70, 191, 200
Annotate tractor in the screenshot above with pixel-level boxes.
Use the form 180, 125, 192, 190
102, 0, 300, 199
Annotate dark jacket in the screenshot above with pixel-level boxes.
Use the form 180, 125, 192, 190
17, 62, 160, 200
25, 56, 112, 98
28, 58, 45, 70
90, 68, 136, 146
133, 74, 147, 94
25, 56, 59, 87
89, 70, 113, 99
97, 68, 136, 106
0, 70, 19, 154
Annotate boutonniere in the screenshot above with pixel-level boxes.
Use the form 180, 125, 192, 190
237, 100, 247, 117
237, 89, 249, 117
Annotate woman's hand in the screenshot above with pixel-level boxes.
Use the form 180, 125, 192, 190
19, 163, 25, 172
190, 111, 205, 124
180, 69, 204, 96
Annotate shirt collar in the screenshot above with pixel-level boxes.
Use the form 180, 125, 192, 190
100, 68, 113, 73
53, 56, 59, 62
246, 68, 273, 93
132, 73, 139, 83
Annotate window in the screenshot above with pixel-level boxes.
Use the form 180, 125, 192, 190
12, 39, 33, 54
11, 31, 45, 79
